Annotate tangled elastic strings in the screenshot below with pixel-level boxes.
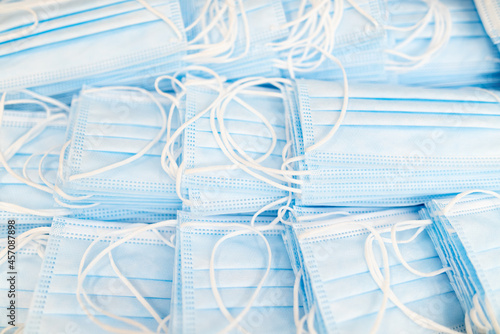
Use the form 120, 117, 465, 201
180, 222, 274, 334
155, 66, 225, 182
364, 222, 462, 334
68, 87, 168, 182
0, 227, 50, 264
182, 76, 311, 195
0, 91, 71, 216
270, 0, 344, 72
76, 220, 177, 334
184, 0, 251, 64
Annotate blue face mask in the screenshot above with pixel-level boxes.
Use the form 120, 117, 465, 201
179, 79, 290, 215
424, 191, 500, 333
172, 211, 299, 334
388, 0, 500, 87
0, 0, 186, 96
55, 86, 183, 212
180, 0, 287, 80
473, 0, 500, 52
286, 78, 500, 207
24, 217, 177, 334
288, 206, 465, 334
0, 90, 70, 216
0, 213, 51, 330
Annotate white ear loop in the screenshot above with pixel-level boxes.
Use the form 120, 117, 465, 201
442, 190, 500, 214
483, 296, 500, 333
0, 202, 70, 216
0, 227, 50, 263
469, 294, 492, 333
389, 219, 452, 277
76, 220, 177, 334
202, 222, 273, 334
0, 323, 24, 334
364, 224, 463, 334
385, 0, 452, 72
52, 140, 98, 206
0, 7, 38, 43
287, 45, 349, 154
107, 241, 169, 334
306, 305, 317, 334
135, 0, 183, 41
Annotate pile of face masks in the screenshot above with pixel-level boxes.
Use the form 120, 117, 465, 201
423, 192, 500, 334
282, 206, 468, 333
0, 0, 187, 100
1, 0, 500, 333
284, 79, 500, 207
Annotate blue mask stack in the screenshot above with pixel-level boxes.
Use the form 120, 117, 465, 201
171, 211, 299, 334
24, 217, 177, 334
179, 78, 289, 215
284, 206, 465, 334
0, 213, 51, 330
55, 86, 183, 213
0, 0, 187, 98
285, 78, 500, 206
423, 191, 500, 333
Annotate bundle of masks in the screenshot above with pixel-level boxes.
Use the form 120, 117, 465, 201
1, 0, 500, 333
284, 79, 500, 206
282, 205, 466, 333
423, 192, 500, 334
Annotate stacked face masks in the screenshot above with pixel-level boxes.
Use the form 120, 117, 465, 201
25, 217, 177, 334
171, 211, 299, 334
474, 0, 500, 53
180, 0, 288, 79
0, 213, 51, 330
423, 192, 500, 333
55, 86, 183, 213
0, 0, 187, 99
387, 0, 500, 87
0, 90, 70, 216
179, 77, 290, 215
285, 79, 500, 206
284, 206, 465, 333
